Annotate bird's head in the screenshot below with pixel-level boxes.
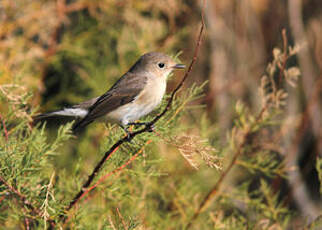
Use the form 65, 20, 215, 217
129, 52, 185, 78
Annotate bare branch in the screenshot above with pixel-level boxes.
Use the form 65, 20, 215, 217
186, 29, 290, 229
63, 140, 152, 226
60, 4, 205, 225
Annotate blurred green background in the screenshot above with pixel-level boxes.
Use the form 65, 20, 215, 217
0, 0, 321, 229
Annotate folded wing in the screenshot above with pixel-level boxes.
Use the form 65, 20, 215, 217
72, 72, 148, 132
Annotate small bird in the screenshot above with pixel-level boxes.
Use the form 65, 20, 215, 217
34, 52, 185, 134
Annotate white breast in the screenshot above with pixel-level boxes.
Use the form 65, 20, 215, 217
106, 76, 167, 126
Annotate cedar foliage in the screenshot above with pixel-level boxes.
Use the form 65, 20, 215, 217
1, 0, 321, 229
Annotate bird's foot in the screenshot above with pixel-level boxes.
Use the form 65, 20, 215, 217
128, 122, 154, 132
119, 125, 133, 142
125, 133, 133, 142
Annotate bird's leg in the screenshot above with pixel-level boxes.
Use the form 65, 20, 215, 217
119, 124, 132, 141
128, 121, 154, 132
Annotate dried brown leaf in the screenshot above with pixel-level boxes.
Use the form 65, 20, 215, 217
167, 134, 222, 171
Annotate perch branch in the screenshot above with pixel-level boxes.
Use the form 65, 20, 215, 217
61, 6, 205, 224
63, 140, 152, 226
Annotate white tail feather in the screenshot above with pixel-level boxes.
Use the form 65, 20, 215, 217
50, 108, 88, 117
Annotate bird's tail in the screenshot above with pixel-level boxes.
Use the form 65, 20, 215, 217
72, 118, 94, 133
33, 108, 88, 123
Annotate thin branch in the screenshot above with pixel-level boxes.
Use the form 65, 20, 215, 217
108, 215, 117, 230
186, 29, 290, 229
0, 175, 37, 213
60, 1, 205, 224
116, 207, 127, 230
0, 175, 56, 227
63, 140, 152, 226
278, 29, 288, 85
64, 145, 120, 212
40, 172, 56, 229
185, 107, 266, 229
61, 10, 205, 223
78, 140, 151, 204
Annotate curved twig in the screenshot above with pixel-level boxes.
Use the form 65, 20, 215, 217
60, 7, 205, 224
185, 28, 290, 229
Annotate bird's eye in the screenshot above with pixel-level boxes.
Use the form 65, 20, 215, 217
158, 63, 165, 68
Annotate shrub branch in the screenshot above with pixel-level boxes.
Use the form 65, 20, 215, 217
0, 175, 55, 228
186, 28, 290, 229
63, 140, 152, 227
60, 6, 205, 224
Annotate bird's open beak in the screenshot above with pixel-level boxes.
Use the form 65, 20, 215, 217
173, 64, 186, 69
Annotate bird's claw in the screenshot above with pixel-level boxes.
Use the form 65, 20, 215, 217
146, 123, 154, 132
125, 134, 133, 142
128, 121, 155, 132
119, 125, 133, 142
124, 130, 133, 142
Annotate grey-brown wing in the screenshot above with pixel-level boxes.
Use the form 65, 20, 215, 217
73, 72, 147, 131
71, 97, 100, 110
